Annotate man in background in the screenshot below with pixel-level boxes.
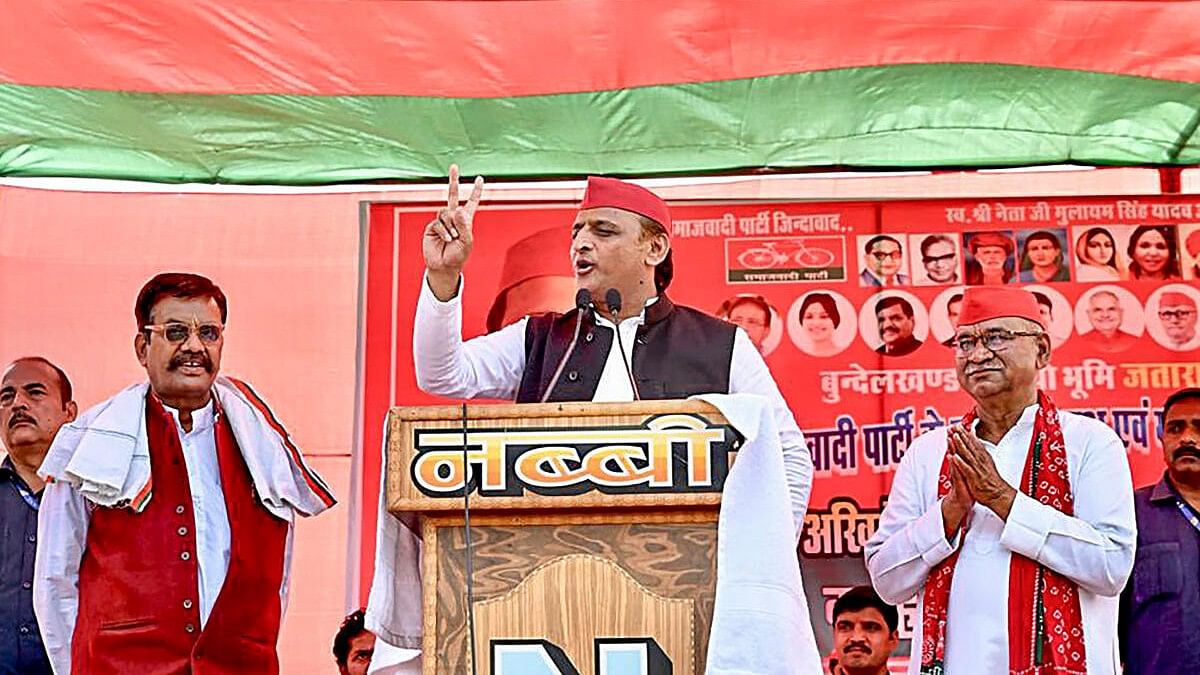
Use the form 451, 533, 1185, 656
334, 609, 375, 675
1120, 388, 1200, 674
828, 586, 899, 675
0, 358, 76, 675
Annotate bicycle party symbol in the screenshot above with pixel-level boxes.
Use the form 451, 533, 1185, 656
728, 237, 845, 283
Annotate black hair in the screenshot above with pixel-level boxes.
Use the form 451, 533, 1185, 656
333, 609, 368, 666
135, 272, 228, 329
832, 585, 899, 633
1163, 388, 1200, 420
864, 234, 902, 255
875, 295, 914, 319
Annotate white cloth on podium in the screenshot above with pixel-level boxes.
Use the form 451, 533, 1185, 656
365, 416, 424, 673
697, 393, 822, 675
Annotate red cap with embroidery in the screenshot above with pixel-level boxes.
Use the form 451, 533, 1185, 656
579, 176, 671, 229
957, 286, 1047, 330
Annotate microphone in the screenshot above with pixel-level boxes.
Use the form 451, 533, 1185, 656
604, 288, 641, 401
539, 288, 593, 403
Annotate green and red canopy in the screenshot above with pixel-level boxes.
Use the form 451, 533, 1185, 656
3, 0, 1200, 184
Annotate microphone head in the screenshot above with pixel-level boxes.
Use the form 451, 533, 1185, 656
574, 288, 593, 311
605, 288, 622, 315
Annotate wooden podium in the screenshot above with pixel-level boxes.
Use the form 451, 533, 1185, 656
386, 400, 740, 675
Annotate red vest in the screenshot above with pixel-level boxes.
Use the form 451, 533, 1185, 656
71, 395, 289, 675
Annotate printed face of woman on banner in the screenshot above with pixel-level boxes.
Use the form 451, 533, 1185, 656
787, 290, 856, 357
1126, 225, 1181, 280
1073, 226, 1122, 282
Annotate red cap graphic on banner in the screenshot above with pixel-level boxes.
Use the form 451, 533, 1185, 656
957, 286, 1047, 330
580, 176, 672, 229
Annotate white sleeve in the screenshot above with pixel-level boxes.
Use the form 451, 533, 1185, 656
412, 273, 528, 400
34, 481, 89, 675
864, 434, 959, 605
998, 428, 1136, 597
727, 329, 813, 540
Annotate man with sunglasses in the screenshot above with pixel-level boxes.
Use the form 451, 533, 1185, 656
866, 286, 1135, 675
859, 235, 910, 287
33, 272, 335, 675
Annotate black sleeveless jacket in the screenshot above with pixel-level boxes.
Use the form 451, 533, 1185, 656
516, 294, 737, 403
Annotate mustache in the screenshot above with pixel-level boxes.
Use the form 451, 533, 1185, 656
8, 412, 35, 428
168, 351, 214, 373
1173, 444, 1200, 460
843, 642, 872, 654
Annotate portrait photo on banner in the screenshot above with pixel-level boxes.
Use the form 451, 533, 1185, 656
1144, 283, 1200, 351
1017, 227, 1071, 283
715, 293, 783, 356
963, 230, 1017, 285
857, 290, 929, 357
787, 290, 858, 358
1073, 284, 1146, 354
1022, 284, 1074, 348
907, 232, 963, 287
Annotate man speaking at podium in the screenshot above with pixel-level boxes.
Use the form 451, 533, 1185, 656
413, 166, 814, 532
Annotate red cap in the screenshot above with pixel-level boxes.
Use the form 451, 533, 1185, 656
579, 176, 671, 229
486, 227, 574, 332
1160, 291, 1196, 308
1186, 229, 1200, 257
968, 231, 1015, 255
957, 286, 1046, 330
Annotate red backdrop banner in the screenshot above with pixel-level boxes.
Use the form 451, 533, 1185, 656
360, 194, 1200, 665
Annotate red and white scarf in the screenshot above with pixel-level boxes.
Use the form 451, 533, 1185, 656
920, 391, 1086, 675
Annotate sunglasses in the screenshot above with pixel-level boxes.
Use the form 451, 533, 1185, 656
144, 321, 224, 344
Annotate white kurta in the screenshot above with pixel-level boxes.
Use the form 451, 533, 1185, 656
864, 405, 1135, 675
412, 275, 815, 534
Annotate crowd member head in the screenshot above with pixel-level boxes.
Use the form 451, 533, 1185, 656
134, 272, 227, 414
0, 357, 77, 490
966, 232, 1015, 285
1127, 225, 1180, 280
830, 585, 899, 675
717, 295, 772, 350
920, 234, 959, 284
1162, 388, 1200, 490
486, 227, 576, 332
1020, 231, 1065, 280
1032, 291, 1054, 327
1159, 291, 1198, 348
863, 235, 905, 284
875, 296, 918, 354
1085, 290, 1124, 338
333, 609, 375, 675
798, 292, 841, 350
573, 176, 673, 318
952, 287, 1049, 405
1075, 227, 1120, 274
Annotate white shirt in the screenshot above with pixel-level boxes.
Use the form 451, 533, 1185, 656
864, 405, 1136, 675
34, 401, 234, 674
412, 275, 814, 536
